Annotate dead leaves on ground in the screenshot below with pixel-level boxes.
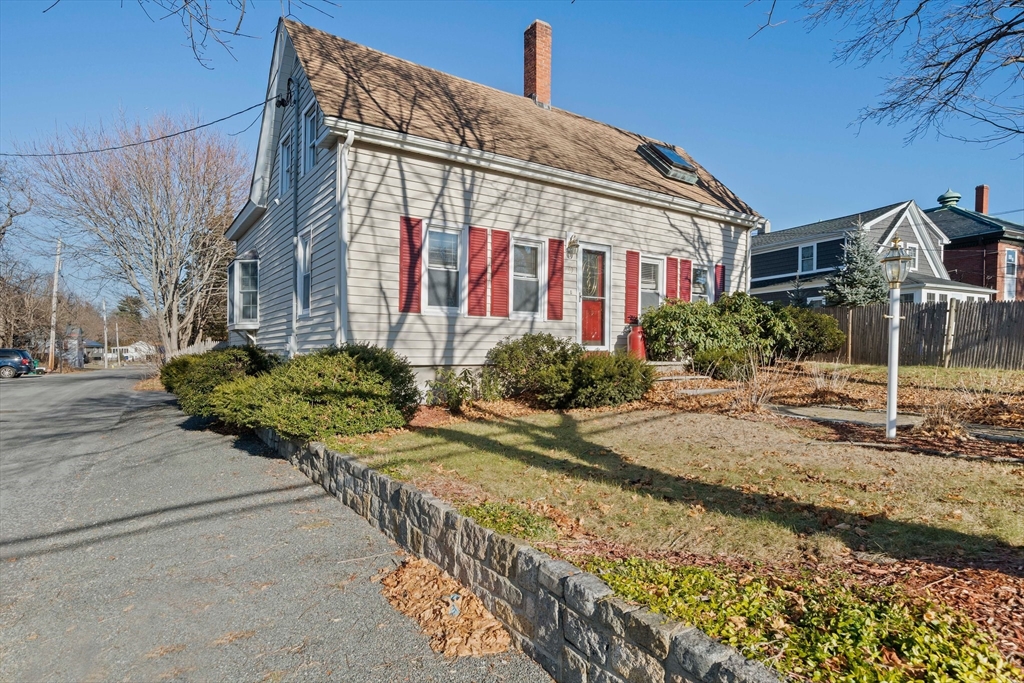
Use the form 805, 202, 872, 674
379, 558, 510, 658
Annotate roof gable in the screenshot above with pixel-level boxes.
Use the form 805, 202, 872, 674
283, 19, 755, 215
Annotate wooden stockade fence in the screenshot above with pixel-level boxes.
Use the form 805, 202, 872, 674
816, 301, 1024, 370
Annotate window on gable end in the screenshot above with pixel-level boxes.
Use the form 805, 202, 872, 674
279, 134, 293, 196
302, 104, 320, 174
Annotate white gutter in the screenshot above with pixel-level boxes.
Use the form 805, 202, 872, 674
335, 130, 356, 346
322, 117, 761, 230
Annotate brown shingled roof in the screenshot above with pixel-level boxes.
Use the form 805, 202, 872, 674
285, 20, 756, 216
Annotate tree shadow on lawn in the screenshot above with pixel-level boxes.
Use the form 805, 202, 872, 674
388, 408, 1024, 577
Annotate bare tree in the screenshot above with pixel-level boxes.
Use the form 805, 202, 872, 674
27, 114, 246, 356
43, 0, 336, 68
0, 261, 48, 348
0, 160, 32, 249
801, 0, 1024, 143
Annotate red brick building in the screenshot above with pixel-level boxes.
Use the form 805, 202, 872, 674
925, 186, 1023, 302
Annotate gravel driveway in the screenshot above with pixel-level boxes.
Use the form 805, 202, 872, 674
0, 368, 547, 682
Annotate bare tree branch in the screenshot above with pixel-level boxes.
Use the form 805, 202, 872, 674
24, 114, 247, 355
801, 0, 1024, 144
0, 160, 33, 249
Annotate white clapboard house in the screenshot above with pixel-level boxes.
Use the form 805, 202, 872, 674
226, 19, 762, 379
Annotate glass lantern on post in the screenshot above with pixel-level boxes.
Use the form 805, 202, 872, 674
880, 237, 914, 439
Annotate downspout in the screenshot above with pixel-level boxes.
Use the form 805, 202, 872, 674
289, 77, 301, 356
335, 130, 356, 346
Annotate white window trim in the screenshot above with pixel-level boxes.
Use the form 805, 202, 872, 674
638, 254, 666, 313
577, 243, 612, 351
301, 102, 319, 175
509, 235, 547, 321
279, 134, 292, 197
228, 258, 260, 331
905, 242, 920, 271
751, 240, 836, 283
690, 262, 714, 303
296, 231, 312, 318
1006, 249, 1018, 300
421, 222, 466, 317
798, 243, 817, 274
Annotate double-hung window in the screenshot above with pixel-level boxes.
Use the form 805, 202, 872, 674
906, 244, 919, 271
512, 240, 542, 315
279, 134, 293, 196
426, 228, 461, 311
927, 292, 936, 303
799, 245, 815, 273
297, 233, 312, 316
302, 104, 319, 174
1006, 250, 1018, 300
640, 258, 661, 312
692, 266, 710, 302
228, 257, 259, 328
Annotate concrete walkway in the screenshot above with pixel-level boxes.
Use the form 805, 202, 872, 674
0, 369, 548, 683
770, 404, 1024, 444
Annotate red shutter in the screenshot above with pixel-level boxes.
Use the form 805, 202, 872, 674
491, 230, 510, 317
666, 257, 679, 300
714, 264, 726, 301
678, 259, 692, 302
399, 216, 422, 313
547, 239, 564, 320
467, 227, 488, 316
625, 250, 640, 323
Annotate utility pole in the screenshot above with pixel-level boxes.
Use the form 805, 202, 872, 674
102, 299, 109, 369
115, 320, 121, 367
46, 238, 62, 372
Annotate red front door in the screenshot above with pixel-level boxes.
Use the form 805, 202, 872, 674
581, 248, 606, 346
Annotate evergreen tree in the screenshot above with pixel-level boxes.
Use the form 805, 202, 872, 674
823, 228, 889, 307
788, 276, 810, 308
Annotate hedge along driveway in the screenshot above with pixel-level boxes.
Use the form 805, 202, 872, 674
337, 408, 1023, 569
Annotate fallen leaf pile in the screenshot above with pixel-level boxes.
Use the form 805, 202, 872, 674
379, 558, 511, 658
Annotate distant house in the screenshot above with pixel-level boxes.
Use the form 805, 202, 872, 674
749, 201, 995, 306
224, 19, 762, 379
925, 186, 1023, 302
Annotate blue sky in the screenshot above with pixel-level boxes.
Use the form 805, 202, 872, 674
2, 0, 1022, 242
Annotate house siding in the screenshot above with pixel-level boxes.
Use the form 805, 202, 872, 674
816, 238, 845, 270
751, 247, 797, 279
341, 143, 749, 367
230, 61, 339, 354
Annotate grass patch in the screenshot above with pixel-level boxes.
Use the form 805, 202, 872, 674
460, 501, 555, 541
348, 410, 1023, 564
583, 556, 1021, 682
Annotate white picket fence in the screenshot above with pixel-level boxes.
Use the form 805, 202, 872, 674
167, 339, 224, 360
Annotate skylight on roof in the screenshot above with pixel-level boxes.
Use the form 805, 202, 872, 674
637, 143, 698, 184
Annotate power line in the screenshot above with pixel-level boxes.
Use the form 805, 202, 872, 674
0, 98, 274, 158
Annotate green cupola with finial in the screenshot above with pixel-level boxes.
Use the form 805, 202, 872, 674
937, 188, 961, 207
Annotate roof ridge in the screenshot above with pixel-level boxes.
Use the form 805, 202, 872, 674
786, 201, 909, 232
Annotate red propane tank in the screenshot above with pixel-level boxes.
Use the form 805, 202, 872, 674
627, 325, 646, 360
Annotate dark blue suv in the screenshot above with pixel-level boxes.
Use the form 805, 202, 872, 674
0, 349, 33, 378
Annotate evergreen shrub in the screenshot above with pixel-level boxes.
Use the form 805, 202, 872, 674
162, 346, 279, 417
782, 306, 846, 358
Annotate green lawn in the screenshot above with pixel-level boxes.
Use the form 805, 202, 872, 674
332, 407, 1024, 566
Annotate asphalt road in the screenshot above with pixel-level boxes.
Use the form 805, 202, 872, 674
0, 369, 547, 683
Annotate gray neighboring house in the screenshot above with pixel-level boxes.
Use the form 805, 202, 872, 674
749, 200, 995, 306
225, 19, 762, 381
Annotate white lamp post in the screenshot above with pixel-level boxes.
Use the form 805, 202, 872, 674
880, 237, 913, 439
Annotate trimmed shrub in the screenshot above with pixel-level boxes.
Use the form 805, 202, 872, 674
692, 347, 752, 380
535, 351, 655, 409
163, 346, 279, 417
639, 300, 745, 362
209, 347, 410, 441
780, 306, 846, 358
715, 292, 795, 356
328, 343, 420, 418
486, 333, 583, 397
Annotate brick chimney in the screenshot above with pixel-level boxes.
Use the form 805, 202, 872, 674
524, 20, 551, 107
975, 184, 989, 214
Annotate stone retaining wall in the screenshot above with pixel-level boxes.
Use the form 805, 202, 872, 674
257, 429, 779, 683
